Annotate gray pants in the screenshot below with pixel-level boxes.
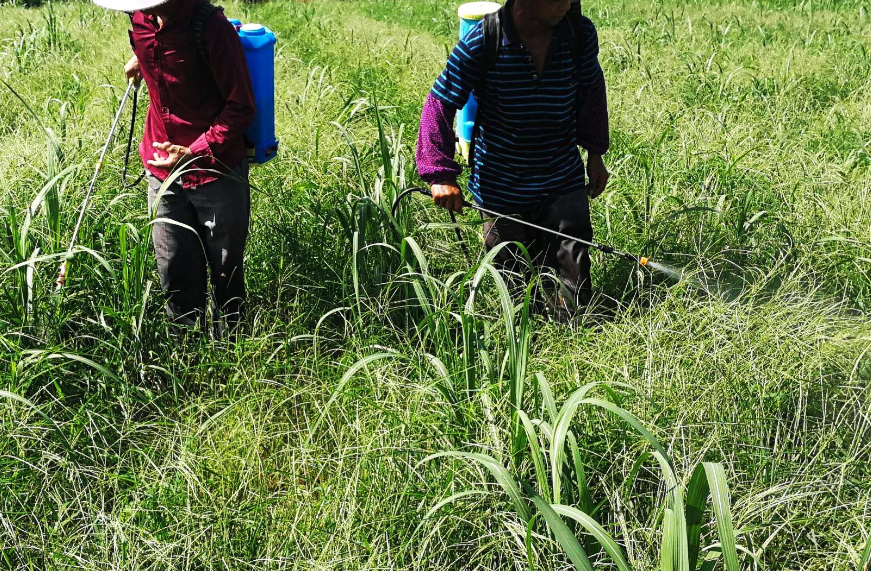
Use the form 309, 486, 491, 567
483, 190, 593, 320
147, 165, 250, 328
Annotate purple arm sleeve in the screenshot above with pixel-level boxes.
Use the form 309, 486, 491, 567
416, 93, 462, 185
577, 75, 610, 155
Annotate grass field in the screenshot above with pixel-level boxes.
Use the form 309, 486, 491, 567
1, 0, 870, 569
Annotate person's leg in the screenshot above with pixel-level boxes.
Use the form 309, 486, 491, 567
482, 211, 541, 294
482, 205, 558, 318
541, 190, 594, 319
187, 164, 251, 330
147, 173, 208, 327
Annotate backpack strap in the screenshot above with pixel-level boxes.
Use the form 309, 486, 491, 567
566, 1, 587, 74
469, 3, 591, 162
477, 10, 502, 95
191, 1, 224, 68
469, 10, 502, 163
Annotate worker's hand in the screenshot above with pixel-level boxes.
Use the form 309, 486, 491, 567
432, 179, 463, 214
147, 141, 194, 170
586, 154, 610, 199
124, 55, 142, 86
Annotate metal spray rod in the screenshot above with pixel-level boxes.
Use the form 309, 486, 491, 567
391, 187, 649, 266
57, 79, 138, 290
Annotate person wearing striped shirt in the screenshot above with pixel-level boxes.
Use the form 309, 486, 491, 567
416, 0, 610, 319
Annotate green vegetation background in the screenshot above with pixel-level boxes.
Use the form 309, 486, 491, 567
0, 0, 869, 569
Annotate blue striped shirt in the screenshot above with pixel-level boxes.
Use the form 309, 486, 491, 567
431, 14, 603, 211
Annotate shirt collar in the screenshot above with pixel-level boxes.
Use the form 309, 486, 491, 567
499, 0, 573, 46
143, 0, 198, 32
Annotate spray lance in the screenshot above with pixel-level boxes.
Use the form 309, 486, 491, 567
56, 78, 139, 290
391, 187, 650, 267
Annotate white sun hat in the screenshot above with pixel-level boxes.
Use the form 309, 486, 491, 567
91, 0, 169, 11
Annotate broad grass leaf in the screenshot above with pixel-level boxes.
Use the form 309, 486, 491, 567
551, 393, 671, 505
420, 451, 531, 521
662, 507, 675, 571
532, 496, 594, 571
704, 463, 739, 571
517, 410, 549, 501
686, 462, 740, 571
551, 504, 632, 571
653, 451, 688, 571
535, 372, 558, 425
567, 431, 594, 516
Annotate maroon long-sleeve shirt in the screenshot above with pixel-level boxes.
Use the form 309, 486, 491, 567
129, 0, 255, 188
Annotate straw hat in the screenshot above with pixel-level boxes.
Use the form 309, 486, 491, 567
91, 0, 169, 11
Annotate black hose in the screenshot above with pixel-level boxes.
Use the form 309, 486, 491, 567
121, 85, 145, 189
393, 187, 471, 262
391, 187, 644, 264
447, 208, 471, 263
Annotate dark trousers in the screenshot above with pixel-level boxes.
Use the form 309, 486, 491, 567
483, 190, 592, 321
147, 165, 250, 329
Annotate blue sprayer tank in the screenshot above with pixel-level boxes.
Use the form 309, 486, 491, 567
237, 23, 278, 164
457, 2, 500, 161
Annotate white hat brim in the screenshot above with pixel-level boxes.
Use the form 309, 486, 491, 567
92, 0, 169, 11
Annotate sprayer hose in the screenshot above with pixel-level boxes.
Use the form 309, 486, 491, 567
121, 85, 145, 189
391, 187, 642, 263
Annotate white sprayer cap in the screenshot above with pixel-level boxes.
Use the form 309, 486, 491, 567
458, 2, 501, 21
91, 0, 169, 12
240, 23, 266, 35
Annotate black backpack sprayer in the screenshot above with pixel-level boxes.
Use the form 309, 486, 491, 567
391, 187, 651, 268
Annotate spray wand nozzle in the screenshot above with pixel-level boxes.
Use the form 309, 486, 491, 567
602, 244, 649, 266
602, 243, 649, 266
392, 187, 652, 267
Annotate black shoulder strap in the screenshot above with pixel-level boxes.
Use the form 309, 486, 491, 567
566, 1, 587, 73
469, 10, 501, 164
191, 1, 224, 68
477, 11, 501, 95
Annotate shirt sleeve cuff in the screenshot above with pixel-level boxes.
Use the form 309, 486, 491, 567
580, 143, 609, 155
420, 168, 463, 186
431, 89, 464, 111
189, 135, 212, 157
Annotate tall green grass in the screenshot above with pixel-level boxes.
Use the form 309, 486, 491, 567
0, 0, 868, 570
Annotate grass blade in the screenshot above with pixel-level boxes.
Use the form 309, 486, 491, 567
536, 372, 558, 425
704, 463, 740, 571
23, 350, 121, 384
308, 351, 402, 443
567, 431, 594, 516
686, 462, 740, 571
551, 504, 632, 571
419, 489, 489, 525
0, 389, 72, 453
421, 451, 531, 521
686, 462, 709, 570
653, 451, 688, 571
518, 409, 550, 501
532, 496, 594, 571
551, 393, 672, 505
662, 507, 675, 571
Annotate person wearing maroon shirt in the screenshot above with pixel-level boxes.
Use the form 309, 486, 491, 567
93, 0, 256, 331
